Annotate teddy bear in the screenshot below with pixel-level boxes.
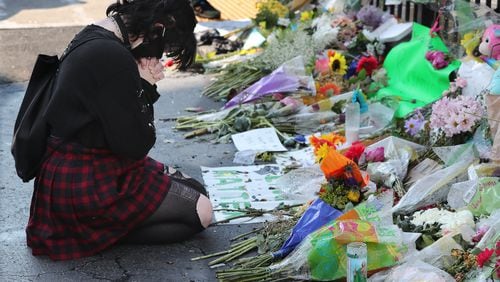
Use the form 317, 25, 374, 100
479, 24, 500, 60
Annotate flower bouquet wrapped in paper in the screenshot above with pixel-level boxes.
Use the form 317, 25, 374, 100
224, 56, 315, 109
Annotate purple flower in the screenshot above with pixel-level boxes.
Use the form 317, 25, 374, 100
404, 117, 425, 136
365, 147, 385, 162
472, 226, 490, 243
356, 6, 384, 29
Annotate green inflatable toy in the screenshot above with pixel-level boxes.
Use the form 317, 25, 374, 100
375, 23, 461, 118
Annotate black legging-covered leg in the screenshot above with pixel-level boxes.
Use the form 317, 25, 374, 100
120, 178, 208, 244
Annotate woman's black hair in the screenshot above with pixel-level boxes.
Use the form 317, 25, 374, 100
106, 0, 197, 69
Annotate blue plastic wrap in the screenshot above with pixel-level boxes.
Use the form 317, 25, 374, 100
272, 198, 343, 259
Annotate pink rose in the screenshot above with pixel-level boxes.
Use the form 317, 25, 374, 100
364, 147, 385, 162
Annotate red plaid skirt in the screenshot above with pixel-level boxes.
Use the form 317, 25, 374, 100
27, 137, 170, 260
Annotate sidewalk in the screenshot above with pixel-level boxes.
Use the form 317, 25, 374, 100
0, 0, 257, 29
0, 0, 255, 83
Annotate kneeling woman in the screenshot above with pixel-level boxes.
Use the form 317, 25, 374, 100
26, 0, 212, 260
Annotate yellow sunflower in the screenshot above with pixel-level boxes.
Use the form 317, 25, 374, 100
315, 143, 330, 163
329, 52, 348, 75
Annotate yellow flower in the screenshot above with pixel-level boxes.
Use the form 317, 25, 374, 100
239, 48, 258, 55
329, 52, 348, 75
257, 0, 288, 17
300, 11, 313, 22
321, 133, 345, 147
347, 189, 361, 203
315, 143, 330, 163
461, 31, 482, 61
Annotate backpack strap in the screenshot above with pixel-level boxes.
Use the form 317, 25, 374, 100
60, 35, 101, 62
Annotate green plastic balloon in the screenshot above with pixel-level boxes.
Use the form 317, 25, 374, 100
375, 23, 461, 118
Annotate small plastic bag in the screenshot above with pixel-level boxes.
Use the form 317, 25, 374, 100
447, 180, 477, 210
273, 165, 325, 201
472, 123, 493, 160
359, 102, 395, 136
368, 260, 455, 282
432, 142, 476, 167
364, 136, 419, 195
392, 158, 473, 214
466, 177, 500, 216
403, 232, 463, 269
365, 136, 426, 154
366, 148, 412, 188
233, 150, 261, 165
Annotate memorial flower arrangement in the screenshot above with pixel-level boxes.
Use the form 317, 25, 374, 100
309, 134, 369, 209
397, 75, 485, 146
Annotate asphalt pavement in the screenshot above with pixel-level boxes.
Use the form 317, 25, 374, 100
0, 1, 261, 281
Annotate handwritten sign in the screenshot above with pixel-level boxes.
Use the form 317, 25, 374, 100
201, 165, 303, 224
231, 127, 287, 152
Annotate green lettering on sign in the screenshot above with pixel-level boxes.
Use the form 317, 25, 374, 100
216, 178, 243, 185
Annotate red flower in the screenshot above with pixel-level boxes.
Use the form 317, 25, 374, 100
318, 83, 341, 97
356, 56, 378, 76
496, 240, 500, 256
477, 248, 494, 268
344, 141, 365, 163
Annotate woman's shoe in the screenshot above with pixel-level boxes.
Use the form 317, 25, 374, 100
191, 0, 221, 19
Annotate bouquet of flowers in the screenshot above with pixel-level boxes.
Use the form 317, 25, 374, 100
397, 76, 485, 147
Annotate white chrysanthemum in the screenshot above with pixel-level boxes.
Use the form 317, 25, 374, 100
312, 14, 339, 51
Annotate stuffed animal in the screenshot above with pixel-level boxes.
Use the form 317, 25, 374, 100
479, 24, 500, 60
480, 25, 500, 162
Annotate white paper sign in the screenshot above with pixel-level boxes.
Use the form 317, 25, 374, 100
201, 165, 303, 224
231, 127, 287, 152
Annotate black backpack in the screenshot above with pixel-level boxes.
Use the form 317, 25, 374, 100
11, 37, 97, 182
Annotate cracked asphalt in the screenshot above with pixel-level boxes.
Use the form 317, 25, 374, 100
0, 29, 259, 282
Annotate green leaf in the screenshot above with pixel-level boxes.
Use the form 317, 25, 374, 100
358, 68, 367, 80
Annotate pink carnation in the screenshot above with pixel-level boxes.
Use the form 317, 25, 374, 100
364, 147, 385, 162
315, 57, 330, 75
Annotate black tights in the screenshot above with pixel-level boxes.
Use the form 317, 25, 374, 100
121, 176, 208, 244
